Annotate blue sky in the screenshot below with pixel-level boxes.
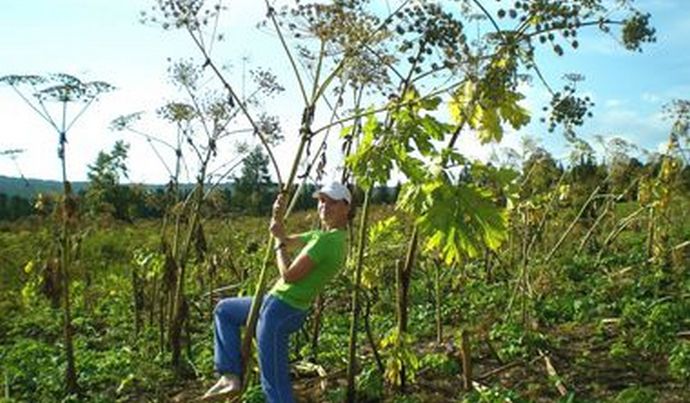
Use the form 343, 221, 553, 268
1, 0, 688, 184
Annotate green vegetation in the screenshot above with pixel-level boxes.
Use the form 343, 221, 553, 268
1, 150, 688, 401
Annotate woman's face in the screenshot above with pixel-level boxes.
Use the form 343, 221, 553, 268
317, 194, 349, 227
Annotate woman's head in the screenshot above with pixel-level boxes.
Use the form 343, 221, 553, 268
313, 183, 351, 229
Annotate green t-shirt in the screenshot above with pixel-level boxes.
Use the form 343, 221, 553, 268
269, 228, 347, 311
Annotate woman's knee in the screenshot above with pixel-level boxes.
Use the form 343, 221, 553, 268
213, 298, 231, 318
214, 297, 249, 324
213, 298, 240, 320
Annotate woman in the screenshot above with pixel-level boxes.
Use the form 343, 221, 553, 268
202, 182, 351, 402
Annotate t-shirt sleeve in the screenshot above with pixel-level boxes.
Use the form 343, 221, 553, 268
297, 230, 316, 243
302, 233, 334, 265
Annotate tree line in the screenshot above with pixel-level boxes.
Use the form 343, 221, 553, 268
3, 141, 688, 223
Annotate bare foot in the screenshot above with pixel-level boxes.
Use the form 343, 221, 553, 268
200, 374, 241, 401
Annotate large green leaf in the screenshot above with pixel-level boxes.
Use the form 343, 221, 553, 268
399, 177, 508, 263
449, 71, 530, 145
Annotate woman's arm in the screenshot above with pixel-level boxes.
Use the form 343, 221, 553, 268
274, 233, 306, 251
275, 248, 315, 283
269, 192, 313, 282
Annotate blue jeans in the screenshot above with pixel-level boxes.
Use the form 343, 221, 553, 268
213, 295, 307, 403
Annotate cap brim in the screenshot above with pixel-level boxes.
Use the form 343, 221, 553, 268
312, 191, 349, 203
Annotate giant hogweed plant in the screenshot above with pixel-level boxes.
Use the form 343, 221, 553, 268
143, 0, 395, 387
0, 73, 114, 396
339, 0, 655, 395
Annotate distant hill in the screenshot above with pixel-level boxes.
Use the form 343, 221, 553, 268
0, 175, 236, 199
0, 175, 89, 199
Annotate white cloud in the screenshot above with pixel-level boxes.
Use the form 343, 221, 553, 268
641, 92, 661, 104
605, 99, 626, 108
585, 103, 668, 155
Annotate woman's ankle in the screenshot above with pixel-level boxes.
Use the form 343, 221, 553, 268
220, 373, 241, 385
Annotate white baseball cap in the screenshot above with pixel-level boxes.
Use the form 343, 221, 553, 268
313, 182, 352, 204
